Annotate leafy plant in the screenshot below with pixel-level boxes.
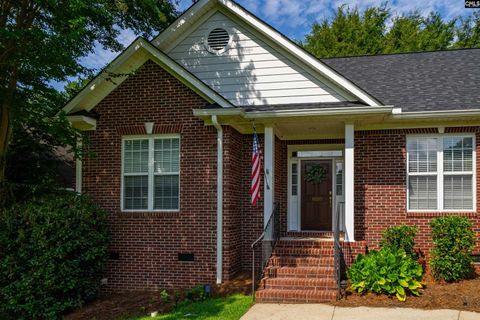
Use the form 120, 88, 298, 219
0, 193, 109, 318
160, 290, 170, 303
348, 247, 423, 301
380, 225, 418, 258
430, 216, 475, 282
186, 285, 208, 302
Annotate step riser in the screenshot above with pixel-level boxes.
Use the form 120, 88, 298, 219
261, 279, 336, 290
256, 291, 337, 303
273, 248, 335, 256
268, 257, 334, 268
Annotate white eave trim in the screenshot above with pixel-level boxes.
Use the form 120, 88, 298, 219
393, 109, 480, 119
193, 105, 393, 119
244, 106, 394, 118
67, 115, 97, 130
62, 37, 234, 115
155, 0, 382, 107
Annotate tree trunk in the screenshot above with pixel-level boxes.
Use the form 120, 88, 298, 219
0, 99, 10, 186
0, 68, 17, 206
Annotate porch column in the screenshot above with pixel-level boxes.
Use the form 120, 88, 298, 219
264, 126, 275, 229
344, 123, 355, 242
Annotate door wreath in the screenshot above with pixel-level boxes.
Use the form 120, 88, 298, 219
305, 164, 327, 184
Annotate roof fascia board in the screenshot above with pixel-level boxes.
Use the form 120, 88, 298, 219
243, 106, 393, 118
162, 8, 217, 53
62, 38, 234, 115
153, 0, 213, 46
193, 105, 393, 119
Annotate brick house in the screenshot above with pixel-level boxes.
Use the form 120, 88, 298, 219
63, 0, 480, 302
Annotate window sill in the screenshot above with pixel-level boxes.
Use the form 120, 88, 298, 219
406, 211, 477, 218
119, 210, 180, 217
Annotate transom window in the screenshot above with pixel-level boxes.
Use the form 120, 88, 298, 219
407, 135, 475, 211
122, 135, 180, 211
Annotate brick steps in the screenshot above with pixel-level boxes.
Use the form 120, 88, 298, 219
256, 288, 337, 303
260, 277, 337, 290
255, 238, 338, 303
268, 256, 334, 267
266, 266, 335, 278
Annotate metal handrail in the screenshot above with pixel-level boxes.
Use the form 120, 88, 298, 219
251, 202, 280, 300
333, 201, 345, 300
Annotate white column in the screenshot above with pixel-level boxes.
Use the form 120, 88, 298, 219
344, 123, 355, 242
264, 126, 275, 229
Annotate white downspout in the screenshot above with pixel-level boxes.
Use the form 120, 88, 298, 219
212, 115, 223, 284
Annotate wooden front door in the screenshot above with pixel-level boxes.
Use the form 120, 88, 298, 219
301, 160, 333, 231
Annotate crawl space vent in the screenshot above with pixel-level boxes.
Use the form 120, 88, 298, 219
206, 28, 230, 53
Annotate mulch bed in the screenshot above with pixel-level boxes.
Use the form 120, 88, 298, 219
334, 275, 480, 313
65, 272, 252, 320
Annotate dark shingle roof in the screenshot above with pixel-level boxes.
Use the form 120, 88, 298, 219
321, 49, 480, 112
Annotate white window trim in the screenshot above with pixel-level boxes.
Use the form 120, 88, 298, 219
121, 134, 181, 213
406, 133, 476, 213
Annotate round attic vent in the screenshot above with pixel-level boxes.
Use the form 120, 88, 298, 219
206, 28, 231, 54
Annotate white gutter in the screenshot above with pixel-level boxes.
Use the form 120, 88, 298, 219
392, 109, 480, 119
211, 115, 223, 284
244, 106, 394, 118
193, 105, 394, 119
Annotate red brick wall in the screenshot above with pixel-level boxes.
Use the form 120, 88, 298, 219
82, 60, 241, 292
222, 126, 244, 278
355, 128, 480, 259
240, 134, 264, 270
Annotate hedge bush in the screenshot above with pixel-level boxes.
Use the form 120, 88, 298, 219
430, 216, 475, 282
380, 225, 418, 258
348, 247, 423, 301
0, 193, 109, 319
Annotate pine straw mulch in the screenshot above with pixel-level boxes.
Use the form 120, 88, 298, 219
65, 272, 252, 320
333, 274, 480, 313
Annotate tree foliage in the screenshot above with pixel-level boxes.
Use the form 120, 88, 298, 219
303, 5, 479, 58
0, 0, 178, 196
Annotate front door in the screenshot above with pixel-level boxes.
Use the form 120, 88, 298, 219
301, 160, 332, 231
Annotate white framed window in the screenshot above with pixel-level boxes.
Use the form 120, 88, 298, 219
122, 135, 180, 212
407, 134, 475, 212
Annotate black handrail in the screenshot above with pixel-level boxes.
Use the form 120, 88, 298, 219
333, 201, 344, 300
251, 202, 280, 300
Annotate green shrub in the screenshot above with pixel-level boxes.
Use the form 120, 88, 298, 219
348, 247, 423, 301
380, 225, 418, 258
430, 216, 475, 282
0, 193, 109, 319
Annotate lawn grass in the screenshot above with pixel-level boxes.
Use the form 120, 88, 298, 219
132, 294, 253, 320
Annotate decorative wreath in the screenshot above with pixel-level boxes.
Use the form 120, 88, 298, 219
305, 164, 327, 184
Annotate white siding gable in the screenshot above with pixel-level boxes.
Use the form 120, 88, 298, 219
167, 11, 350, 106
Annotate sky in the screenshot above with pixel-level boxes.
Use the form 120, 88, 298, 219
60, 0, 474, 90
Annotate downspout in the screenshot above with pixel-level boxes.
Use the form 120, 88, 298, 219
212, 115, 223, 284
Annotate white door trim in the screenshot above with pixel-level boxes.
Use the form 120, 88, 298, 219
287, 144, 344, 232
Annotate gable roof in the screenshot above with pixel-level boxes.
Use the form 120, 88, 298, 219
322, 49, 480, 112
153, 0, 382, 107
62, 37, 234, 115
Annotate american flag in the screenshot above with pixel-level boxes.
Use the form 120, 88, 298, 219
251, 131, 261, 206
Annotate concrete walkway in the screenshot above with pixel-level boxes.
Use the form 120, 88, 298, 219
241, 304, 480, 320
